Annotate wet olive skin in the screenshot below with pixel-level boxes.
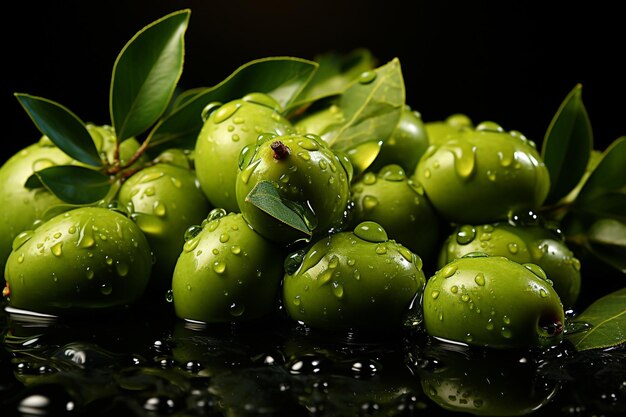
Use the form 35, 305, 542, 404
236, 134, 351, 244
118, 163, 211, 291
423, 255, 565, 349
424, 113, 473, 146
417, 345, 559, 416
3, 207, 152, 315
439, 223, 581, 307
0, 125, 143, 270
415, 122, 550, 224
194, 93, 294, 212
368, 106, 429, 174
0, 139, 72, 269
350, 164, 440, 262
172, 211, 284, 323
282, 222, 426, 333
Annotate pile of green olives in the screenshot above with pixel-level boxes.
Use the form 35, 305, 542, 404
2, 90, 578, 350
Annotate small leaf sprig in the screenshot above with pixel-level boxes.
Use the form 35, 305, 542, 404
15, 9, 191, 206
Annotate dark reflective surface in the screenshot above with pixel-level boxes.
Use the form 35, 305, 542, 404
1, 299, 624, 417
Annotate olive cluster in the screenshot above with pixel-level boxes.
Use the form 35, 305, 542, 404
1, 93, 577, 349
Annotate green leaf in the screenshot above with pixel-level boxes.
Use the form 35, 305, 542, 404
288, 48, 377, 110
587, 218, 626, 273
14, 94, 101, 167
31, 165, 112, 205
147, 57, 317, 153
567, 287, 626, 350
576, 136, 626, 203
573, 192, 626, 223
110, 9, 190, 141
323, 58, 405, 152
541, 84, 593, 204
244, 180, 313, 238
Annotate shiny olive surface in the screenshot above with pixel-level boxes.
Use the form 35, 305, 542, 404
118, 162, 211, 291
3, 207, 152, 315
350, 164, 440, 263
194, 93, 294, 212
424, 113, 473, 146
369, 105, 429, 174
282, 221, 425, 333
172, 210, 284, 323
423, 254, 565, 349
415, 122, 550, 224
439, 222, 582, 307
236, 133, 351, 244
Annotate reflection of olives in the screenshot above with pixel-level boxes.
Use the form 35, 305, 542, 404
195, 93, 294, 212
423, 255, 565, 349
172, 210, 283, 323
369, 105, 429, 174
283, 221, 425, 333
439, 223, 581, 307
415, 122, 550, 224
118, 162, 211, 290
3, 207, 152, 315
350, 164, 440, 262
236, 133, 351, 244
413, 343, 559, 416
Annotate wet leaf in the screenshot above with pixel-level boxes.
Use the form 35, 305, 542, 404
110, 9, 190, 141
245, 180, 313, 238
587, 218, 626, 274
289, 48, 377, 110
576, 136, 626, 204
147, 57, 317, 154
323, 58, 405, 152
27, 165, 111, 205
542, 84, 593, 204
567, 287, 626, 350
14, 94, 101, 167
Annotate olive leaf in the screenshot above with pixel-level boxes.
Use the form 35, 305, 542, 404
245, 180, 313, 238
587, 218, 626, 273
566, 287, 626, 350
110, 9, 190, 142
542, 84, 593, 204
323, 58, 405, 152
26, 165, 112, 205
14, 94, 102, 167
288, 48, 377, 111
575, 136, 626, 204
146, 57, 318, 154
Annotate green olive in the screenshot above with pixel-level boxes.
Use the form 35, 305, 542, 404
350, 164, 440, 263
171, 209, 284, 323
282, 221, 425, 333
118, 162, 211, 292
439, 223, 581, 307
236, 133, 351, 244
416, 344, 559, 416
0, 125, 143, 270
3, 207, 152, 315
423, 254, 565, 349
368, 106, 429, 174
415, 122, 550, 224
424, 113, 473, 146
194, 93, 294, 212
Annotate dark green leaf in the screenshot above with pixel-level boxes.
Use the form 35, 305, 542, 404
14, 94, 101, 166
567, 287, 626, 350
245, 180, 313, 238
110, 9, 190, 141
323, 58, 405, 152
147, 57, 317, 153
32, 165, 112, 205
587, 218, 626, 273
541, 84, 593, 204
573, 192, 626, 223
576, 136, 626, 202
289, 48, 377, 110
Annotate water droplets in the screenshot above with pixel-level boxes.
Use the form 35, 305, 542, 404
358, 70, 377, 84
331, 281, 344, 299
353, 221, 387, 243
474, 273, 485, 286
100, 283, 112, 295
51, 242, 63, 257
213, 261, 226, 275
201, 102, 222, 122
213, 102, 240, 123
229, 303, 245, 317
456, 225, 476, 245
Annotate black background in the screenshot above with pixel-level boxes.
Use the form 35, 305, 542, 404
3, 0, 624, 164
